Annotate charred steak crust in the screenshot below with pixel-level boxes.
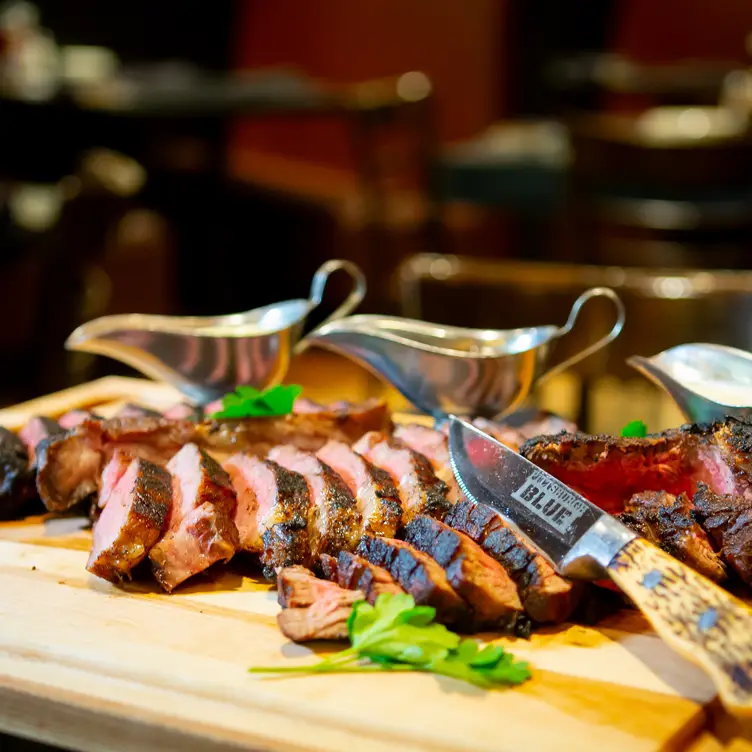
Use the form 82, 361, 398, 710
0, 427, 36, 518
356, 534, 469, 625
444, 499, 581, 624
319, 550, 404, 604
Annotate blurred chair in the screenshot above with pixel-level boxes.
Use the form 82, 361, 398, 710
396, 252, 752, 432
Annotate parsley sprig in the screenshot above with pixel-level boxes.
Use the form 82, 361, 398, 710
249, 593, 531, 689
620, 419, 648, 438
210, 384, 302, 419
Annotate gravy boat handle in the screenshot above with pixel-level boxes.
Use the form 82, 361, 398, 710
539, 286, 626, 382
294, 260, 367, 354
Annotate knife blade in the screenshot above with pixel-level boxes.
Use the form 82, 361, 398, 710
448, 415, 752, 715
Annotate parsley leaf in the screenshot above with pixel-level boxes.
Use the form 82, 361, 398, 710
210, 384, 303, 419
248, 593, 531, 690
620, 419, 648, 438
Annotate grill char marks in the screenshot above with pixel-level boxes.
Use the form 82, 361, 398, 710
618, 490, 727, 583
149, 444, 239, 592
404, 515, 523, 630
353, 431, 451, 522
268, 445, 362, 557
86, 458, 171, 583
0, 427, 36, 518
316, 440, 402, 538
444, 499, 581, 624
223, 454, 311, 579
320, 550, 404, 604
694, 483, 752, 585
356, 534, 469, 625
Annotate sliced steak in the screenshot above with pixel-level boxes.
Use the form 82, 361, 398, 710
403, 515, 522, 630
316, 440, 402, 538
18, 417, 65, 467
320, 550, 404, 604
58, 409, 101, 430
163, 402, 203, 421
353, 431, 451, 522
356, 534, 469, 625
694, 483, 752, 585
149, 444, 239, 592
276, 565, 363, 642
86, 458, 171, 583
268, 445, 362, 557
618, 490, 726, 582
0, 427, 36, 519
117, 403, 163, 419
223, 454, 311, 579
394, 424, 461, 503
97, 450, 134, 510
444, 499, 581, 624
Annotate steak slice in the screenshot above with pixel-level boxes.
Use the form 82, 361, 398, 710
316, 440, 402, 538
694, 483, 752, 585
268, 445, 362, 557
353, 431, 451, 522
394, 424, 461, 503
117, 403, 163, 419
163, 403, 203, 422
356, 534, 469, 625
0, 427, 36, 519
444, 499, 581, 624
58, 409, 101, 430
618, 490, 727, 583
223, 454, 311, 579
320, 550, 404, 604
86, 458, 171, 583
403, 515, 522, 630
149, 444, 239, 592
276, 566, 363, 642
18, 417, 65, 467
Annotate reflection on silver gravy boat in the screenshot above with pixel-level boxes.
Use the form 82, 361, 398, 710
302, 287, 625, 420
65, 259, 366, 405
628, 343, 752, 424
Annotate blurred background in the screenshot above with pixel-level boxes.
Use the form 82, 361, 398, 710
2, 0, 752, 432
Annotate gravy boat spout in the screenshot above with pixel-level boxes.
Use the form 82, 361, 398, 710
303, 287, 625, 420
628, 343, 752, 424
65, 259, 366, 405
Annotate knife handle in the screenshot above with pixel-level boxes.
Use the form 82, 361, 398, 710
607, 536, 752, 715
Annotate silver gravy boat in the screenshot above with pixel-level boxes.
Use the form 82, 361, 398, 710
302, 287, 625, 420
65, 259, 366, 405
628, 343, 752, 424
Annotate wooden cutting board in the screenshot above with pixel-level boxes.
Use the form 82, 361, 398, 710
0, 377, 747, 752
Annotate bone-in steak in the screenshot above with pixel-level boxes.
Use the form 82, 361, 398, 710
353, 431, 451, 522
618, 490, 726, 583
356, 534, 469, 625
86, 458, 171, 583
316, 440, 402, 538
149, 444, 239, 592
268, 445, 362, 557
320, 550, 404, 604
223, 454, 311, 579
444, 499, 581, 624
403, 515, 522, 630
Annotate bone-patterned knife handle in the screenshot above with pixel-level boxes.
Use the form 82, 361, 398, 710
607, 537, 752, 715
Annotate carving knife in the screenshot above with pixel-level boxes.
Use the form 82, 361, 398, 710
447, 415, 752, 715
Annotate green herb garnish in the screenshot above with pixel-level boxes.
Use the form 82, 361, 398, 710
620, 419, 648, 438
249, 593, 531, 689
210, 384, 303, 419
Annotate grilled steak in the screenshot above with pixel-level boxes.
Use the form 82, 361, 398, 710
444, 499, 581, 624
163, 402, 203, 421
97, 450, 133, 510
694, 483, 752, 585
117, 403, 163, 419
320, 550, 404, 604
394, 424, 461, 502
223, 454, 311, 579
0, 427, 36, 518
403, 515, 522, 629
86, 458, 171, 583
356, 534, 469, 625
618, 490, 726, 582
268, 445, 362, 557
58, 409, 101, 430
353, 431, 451, 522
149, 444, 239, 592
18, 417, 65, 467
276, 566, 363, 642
316, 440, 402, 538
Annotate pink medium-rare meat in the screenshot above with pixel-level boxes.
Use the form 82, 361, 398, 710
116, 403, 163, 419
320, 550, 405, 604
162, 402, 203, 421
97, 450, 133, 509
58, 409, 101, 430
353, 431, 451, 522
268, 445, 362, 556
316, 439, 402, 538
223, 454, 311, 579
18, 417, 65, 467
86, 458, 171, 583
148, 444, 239, 592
